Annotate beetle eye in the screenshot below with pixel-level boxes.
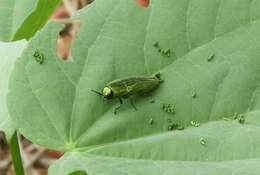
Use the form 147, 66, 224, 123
103, 87, 113, 98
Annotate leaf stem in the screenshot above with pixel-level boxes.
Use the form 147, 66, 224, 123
10, 131, 25, 175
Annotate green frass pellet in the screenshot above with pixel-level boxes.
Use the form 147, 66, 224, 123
199, 138, 206, 146
207, 54, 215, 61
155, 42, 172, 57
149, 118, 154, 125
33, 49, 44, 64
191, 92, 197, 98
162, 103, 175, 114
238, 114, 245, 124
159, 48, 171, 57
153, 42, 159, 48
190, 120, 200, 127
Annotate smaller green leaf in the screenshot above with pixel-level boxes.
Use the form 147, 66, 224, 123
0, 40, 27, 139
0, 0, 61, 41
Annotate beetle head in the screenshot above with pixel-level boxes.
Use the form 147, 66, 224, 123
102, 87, 113, 99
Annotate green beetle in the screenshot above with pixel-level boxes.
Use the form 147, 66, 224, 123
92, 73, 163, 114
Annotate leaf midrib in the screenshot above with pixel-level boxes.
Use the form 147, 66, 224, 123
68, 1, 120, 145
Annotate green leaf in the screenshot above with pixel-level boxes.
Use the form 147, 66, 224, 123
0, 0, 60, 41
49, 154, 260, 175
0, 40, 27, 139
7, 0, 260, 174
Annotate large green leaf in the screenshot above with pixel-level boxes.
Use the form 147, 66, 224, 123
50, 153, 260, 175
0, 40, 27, 139
0, 0, 60, 41
7, 0, 260, 174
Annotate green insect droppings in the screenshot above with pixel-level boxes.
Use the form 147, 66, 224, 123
149, 118, 154, 125
207, 54, 215, 62
153, 42, 159, 48
199, 138, 206, 146
191, 92, 197, 98
162, 104, 175, 114
154, 41, 172, 57
159, 48, 171, 57
33, 49, 44, 64
190, 120, 200, 127
238, 114, 245, 124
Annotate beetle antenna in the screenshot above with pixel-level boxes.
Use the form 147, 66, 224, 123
91, 89, 103, 96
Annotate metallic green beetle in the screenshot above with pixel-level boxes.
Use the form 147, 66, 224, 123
92, 73, 163, 114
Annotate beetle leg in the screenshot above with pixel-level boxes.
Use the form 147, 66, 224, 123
130, 98, 137, 111
155, 72, 164, 83
114, 98, 123, 115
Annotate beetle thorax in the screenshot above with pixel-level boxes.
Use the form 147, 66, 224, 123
102, 87, 113, 98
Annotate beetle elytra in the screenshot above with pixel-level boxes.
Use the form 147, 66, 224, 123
91, 73, 163, 114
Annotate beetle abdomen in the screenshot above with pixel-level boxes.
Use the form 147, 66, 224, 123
107, 74, 162, 98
